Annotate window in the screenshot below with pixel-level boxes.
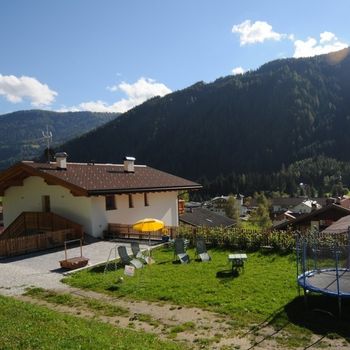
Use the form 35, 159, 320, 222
42, 195, 50, 212
105, 195, 116, 210
144, 193, 149, 207
128, 194, 134, 208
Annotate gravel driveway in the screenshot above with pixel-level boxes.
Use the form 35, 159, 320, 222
0, 240, 149, 296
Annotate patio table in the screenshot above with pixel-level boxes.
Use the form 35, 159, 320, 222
228, 253, 247, 273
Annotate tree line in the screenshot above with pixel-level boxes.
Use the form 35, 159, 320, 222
194, 156, 350, 200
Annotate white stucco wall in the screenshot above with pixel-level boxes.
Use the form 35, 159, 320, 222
3, 176, 180, 238
3, 176, 93, 235
91, 191, 179, 236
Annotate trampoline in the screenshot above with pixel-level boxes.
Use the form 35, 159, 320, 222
298, 268, 350, 298
296, 229, 350, 316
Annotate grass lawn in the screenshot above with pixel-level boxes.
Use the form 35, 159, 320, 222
64, 246, 350, 346
0, 295, 185, 350
65, 247, 297, 326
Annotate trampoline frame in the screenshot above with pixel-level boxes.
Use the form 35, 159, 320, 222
297, 268, 350, 298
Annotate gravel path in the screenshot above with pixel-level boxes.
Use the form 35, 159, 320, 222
0, 240, 149, 296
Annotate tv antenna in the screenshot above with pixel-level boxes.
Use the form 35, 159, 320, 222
42, 126, 53, 163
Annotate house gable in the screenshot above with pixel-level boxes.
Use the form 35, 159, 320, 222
0, 162, 86, 196
3, 176, 92, 232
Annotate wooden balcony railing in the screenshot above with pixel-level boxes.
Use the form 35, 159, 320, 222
0, 212, 83, 257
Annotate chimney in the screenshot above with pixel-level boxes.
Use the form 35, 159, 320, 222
124, 156, 135, 173
55, 152, 68, 170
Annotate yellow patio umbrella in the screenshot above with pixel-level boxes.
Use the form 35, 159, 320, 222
133, 218, 165, 232
133, 218, 165, 253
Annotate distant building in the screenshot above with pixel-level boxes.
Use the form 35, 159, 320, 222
325, 196, 350, 209
267, 197, 324, 215
290, 199, 321, 214
322, 214, 350, 234
274, 204, 350, 232
271, 197, 350, 227
205, 194, 246, 217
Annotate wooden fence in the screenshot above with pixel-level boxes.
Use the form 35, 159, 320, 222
0, 228, 81, 257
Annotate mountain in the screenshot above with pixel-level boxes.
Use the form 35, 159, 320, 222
0, 110, 119, 169
60, 49, 350, 197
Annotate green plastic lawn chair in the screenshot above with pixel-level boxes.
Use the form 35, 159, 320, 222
117, 246, 143, 269
174, 238, 190, 264
195, 238, 211, 262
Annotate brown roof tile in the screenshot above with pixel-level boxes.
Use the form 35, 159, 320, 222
0, 161, 202, 196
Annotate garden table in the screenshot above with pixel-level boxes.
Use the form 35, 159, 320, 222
228, 253, 247, 273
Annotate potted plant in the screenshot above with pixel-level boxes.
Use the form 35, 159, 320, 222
161, 228, 170, 242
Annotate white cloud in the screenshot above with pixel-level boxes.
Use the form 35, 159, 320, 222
320, 31, 336, 44
106, 85, 118, 92
0, 74, 57, 106
232, 20, 284, 45
293, 31, 348, 58
62, 77, 171, 113
232, 66, 245, 75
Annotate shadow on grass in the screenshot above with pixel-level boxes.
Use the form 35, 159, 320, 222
89, 263, 125, 274
157, 260, 173, 265
216, 269, 238, 281
172, 260, 182, 265
106, 285, 121, 292
89, 264, 109, 273
240, 296, 350, 349
282, 295, 350, 339
251, 295, 350, 344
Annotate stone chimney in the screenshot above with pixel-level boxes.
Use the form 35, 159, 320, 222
55, 152, 68, 170
124, 156, 135, 173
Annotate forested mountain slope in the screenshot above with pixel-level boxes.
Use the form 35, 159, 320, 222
0, 110, 119, 169
59, 48, 350, 196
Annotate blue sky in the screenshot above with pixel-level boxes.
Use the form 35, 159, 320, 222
0, 0, 349, 114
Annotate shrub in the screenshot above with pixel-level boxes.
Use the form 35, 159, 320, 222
177, 225, 296, 253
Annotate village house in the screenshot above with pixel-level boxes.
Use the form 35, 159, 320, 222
205, 194, 246, 217
273, 203, 350, 232
0, 154, 201, 239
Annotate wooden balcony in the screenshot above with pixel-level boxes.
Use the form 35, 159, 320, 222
0, 212, 83, 257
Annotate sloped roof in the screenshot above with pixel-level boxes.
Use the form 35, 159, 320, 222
321, 215, 350, 234
180, 207, 235, 228
0, 161, 202, 196
274, 204, 350, 230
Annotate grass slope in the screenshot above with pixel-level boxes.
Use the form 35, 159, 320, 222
0, 295, 184, 350
64, 247, 350, 346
